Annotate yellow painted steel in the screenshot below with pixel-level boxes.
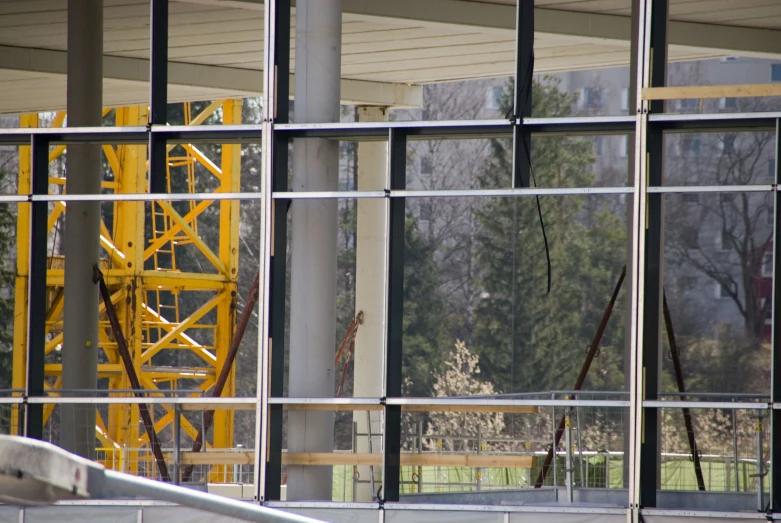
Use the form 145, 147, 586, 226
10, 114, 37, 435
211, 98, 242, 481
12, 101, 243, 481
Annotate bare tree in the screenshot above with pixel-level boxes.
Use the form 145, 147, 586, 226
666, 124, 774, 342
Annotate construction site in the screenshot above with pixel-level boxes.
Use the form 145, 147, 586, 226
2, 0, 781, 522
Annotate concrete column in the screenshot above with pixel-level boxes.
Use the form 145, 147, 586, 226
352, 106, 388, 502
61, 0, 103, 459
287, 0, 342, 501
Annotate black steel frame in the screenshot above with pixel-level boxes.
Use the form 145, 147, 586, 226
149, 0, 168, 194
638, 0, 669, 509
382, 129, 408, 502
263, 0, 291, 503
24, 135, 49, 440
772, 117, 781, 513
10, 0, 781, 518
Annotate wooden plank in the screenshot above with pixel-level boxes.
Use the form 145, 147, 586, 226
409, 454, 535, 469
180, 402, 537, 413
284, 453, 382, 466
401, 404, 538, 414
642, 83, 781, 101
174, 451, 536, 469
174, 451, 256, 465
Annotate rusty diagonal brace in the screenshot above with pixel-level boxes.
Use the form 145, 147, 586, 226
534, 266, 625, 488
534, 266, 705, 491
662, 293, 706, 491
94, 265, 170, 482
181, 271, 261, 483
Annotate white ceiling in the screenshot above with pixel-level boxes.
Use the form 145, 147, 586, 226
0, 0, 779, 112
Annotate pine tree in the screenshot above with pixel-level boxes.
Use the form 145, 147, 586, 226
403, 216, 452, 397
472, 78, 626, 394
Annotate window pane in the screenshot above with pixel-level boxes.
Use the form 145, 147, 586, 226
772, 63, 781, 82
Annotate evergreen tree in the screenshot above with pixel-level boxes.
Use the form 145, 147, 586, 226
472, 78, 626, 394
403, 216, 452, 397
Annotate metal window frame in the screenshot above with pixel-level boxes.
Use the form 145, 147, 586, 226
773, 117, 781, 513
24, 134, 49, 440
637, 0, 669, 510
9, 0, 781, 518
148, 0, 168, 194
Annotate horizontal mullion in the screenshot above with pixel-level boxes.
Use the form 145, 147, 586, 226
395, 187, 632, 198
386, 398, 628, 408
268, 397, 626, 408
274, 119, 512, 139
272, 191, 385, 200
20, 185, 776, 203
523, 115, 635, 135
389, 504, 628, 515
0, 195, 28, 203
154, 124, 264, 143
643, 400, 768, 410
268, 397, 382, 406
20, 396, 257, 405
265, 502, 379, 510
31, 192, 260, 202
0, 112, 775, 145
275, 116, 636, 139
264, 502, 627, 515
272, 187, 633, 199
649, 111, 781, 132
647, 185, 775, 193
0, 126, 149, 145
0, 396, 628, 408
641, 509, 766, 520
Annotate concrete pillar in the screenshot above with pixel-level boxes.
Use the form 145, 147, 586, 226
61, 0, 103, 459
287, 0, 342, 501
352, 106, 388, 501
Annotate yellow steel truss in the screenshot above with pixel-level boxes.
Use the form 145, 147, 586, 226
12, 100, 243, 480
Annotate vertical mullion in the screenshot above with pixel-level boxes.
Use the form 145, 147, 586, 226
258, 0, 291, 503
638, 0, 668, 510
382, 129, 407, 503
628, 0, 651, 513
771, 118, 781, 512
25, 135, 49, 439
149, 0, 168, 194
512, 0, 533, 189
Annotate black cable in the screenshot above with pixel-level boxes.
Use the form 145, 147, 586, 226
518, 51, 552, 294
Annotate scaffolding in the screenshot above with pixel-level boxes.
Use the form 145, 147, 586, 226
10, 100, 243, 481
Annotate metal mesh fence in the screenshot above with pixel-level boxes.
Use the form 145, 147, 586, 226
660, 406, 769, 493
2, 394, 777, 500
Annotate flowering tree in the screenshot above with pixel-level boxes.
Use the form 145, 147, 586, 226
424, 340, 504, 451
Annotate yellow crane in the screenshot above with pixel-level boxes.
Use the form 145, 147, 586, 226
11, 100, 243, 482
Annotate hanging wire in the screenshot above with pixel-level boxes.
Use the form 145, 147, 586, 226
510, 51, 552, 294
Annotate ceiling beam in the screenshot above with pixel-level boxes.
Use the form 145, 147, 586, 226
0, 44, 422, 110
177, 0, 781, 60
344, 0, 781, 59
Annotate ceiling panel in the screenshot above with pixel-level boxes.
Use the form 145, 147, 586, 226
0, 71, 248, 114
0, 0, 778, 113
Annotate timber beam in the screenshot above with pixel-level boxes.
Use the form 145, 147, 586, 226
173, 451, 536, 468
